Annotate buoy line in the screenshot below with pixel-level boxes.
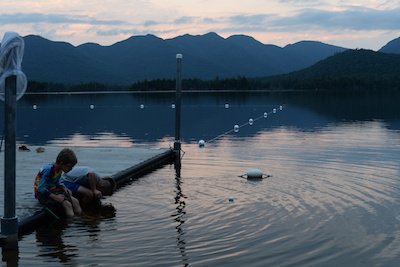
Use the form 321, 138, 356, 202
198, 104, 285, 147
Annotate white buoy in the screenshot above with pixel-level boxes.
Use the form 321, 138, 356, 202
171, 104, 175, 109
33, 104, 37, 110
90, 104, 94, 110
198, 139, 205, 147
246, 168, 264, 179
140, 104, 144, 109
225, 103, 229, 109
264, 112, 268, 118
279, 105, 283, 110
273, 108, 277, 113
249, 118, 253, 125
234, 125, 239, 133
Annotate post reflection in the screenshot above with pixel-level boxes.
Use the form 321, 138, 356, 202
1, 242, 19, 267
173, 156, 188, 266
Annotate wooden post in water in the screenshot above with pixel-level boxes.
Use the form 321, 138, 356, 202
1, 75, 19, 244
174, 54, 183, 176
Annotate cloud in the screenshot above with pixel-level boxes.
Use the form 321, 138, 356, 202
174, 16, 198, 24
279, 0, 326, 5
96, 29, 133, 36
0, 13, 125, 25
276, 7, 400, 31
143, 20, 160, 27
221, 6, 400, 33
229, 14, 273, 26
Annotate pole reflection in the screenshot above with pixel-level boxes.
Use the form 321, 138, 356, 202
173, 156, 188, 266
1, 241, 19, 267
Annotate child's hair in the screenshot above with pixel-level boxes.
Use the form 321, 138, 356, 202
56, 148, 78, 165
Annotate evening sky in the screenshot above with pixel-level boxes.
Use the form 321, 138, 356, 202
0, 0, 399, 50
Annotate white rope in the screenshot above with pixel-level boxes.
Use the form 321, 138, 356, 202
0, 32, 27, 101
204, 105, 284, 144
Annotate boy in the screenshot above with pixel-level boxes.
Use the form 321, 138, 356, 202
60, 166, 116, 205
34, 148, 82, 217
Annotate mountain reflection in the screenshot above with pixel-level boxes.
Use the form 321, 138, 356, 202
0, 91, 398, 146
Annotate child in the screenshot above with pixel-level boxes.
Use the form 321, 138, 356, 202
34, 148, 82, 217
60, 166, 116, 205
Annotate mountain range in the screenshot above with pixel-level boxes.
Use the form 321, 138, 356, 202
11, 33, 400, 85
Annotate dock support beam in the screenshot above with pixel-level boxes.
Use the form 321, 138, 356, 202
174, 54, 183, 176
1, 75, 19, 245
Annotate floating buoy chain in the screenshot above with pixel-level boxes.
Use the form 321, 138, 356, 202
199, 104, 285, 147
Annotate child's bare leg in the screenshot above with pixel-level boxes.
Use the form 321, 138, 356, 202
62, 200, 74, 217
71, 196, 82, 215
88, 173, 102, 198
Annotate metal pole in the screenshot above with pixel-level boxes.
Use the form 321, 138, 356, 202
174, 54, 182, 176
174, 54, 182, 151
1, 75, 18, 240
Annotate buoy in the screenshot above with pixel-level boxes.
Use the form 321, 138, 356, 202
234, 125, 239, 133
140, 104, 144, 109
171, 104, 175, 109
225, 103, 229, 109
273, 108, 277, 113
239, 168, 272, 180
264, 112, 268, 118
249, 118, 253, 125
90, 104, 94, 110
198, 139, 205, 147
247, 168, 264, 179
33, 104, 37, 110
279, 105, 283, 110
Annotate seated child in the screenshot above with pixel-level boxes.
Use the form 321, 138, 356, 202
60, 166, 116, 205
34, 148, 82, 217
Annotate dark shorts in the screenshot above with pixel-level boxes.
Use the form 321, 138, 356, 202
36, 189, 72, 219
36, 188, 70, 208
61, 181, 81, 193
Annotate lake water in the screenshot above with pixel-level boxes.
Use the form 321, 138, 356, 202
1, 91, 400, 266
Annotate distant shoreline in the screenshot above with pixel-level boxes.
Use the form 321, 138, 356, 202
23, 88, 397, 95
24, 89, 307, 95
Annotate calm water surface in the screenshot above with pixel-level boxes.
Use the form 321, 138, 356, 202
1, 92, 400, 266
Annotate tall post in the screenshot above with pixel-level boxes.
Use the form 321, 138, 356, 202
174, 54, 182, 176
1, 75, 18, 242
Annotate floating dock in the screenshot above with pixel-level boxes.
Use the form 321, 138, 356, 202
0, 146, 176, 237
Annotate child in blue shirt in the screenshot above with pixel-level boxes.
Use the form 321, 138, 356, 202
60, 166, 116, 205
34, 148, 82, 217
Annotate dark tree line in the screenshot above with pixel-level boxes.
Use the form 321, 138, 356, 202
26, 74, 400, 93
27, 77, 258, 93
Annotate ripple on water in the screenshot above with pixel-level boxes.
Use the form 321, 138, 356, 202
14, 121, 400, 266
174, 124, 400, 266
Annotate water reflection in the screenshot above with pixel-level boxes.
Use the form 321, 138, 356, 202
173, 159, 188, 266
0, 91, 398, 146
1, 91, 400, 266
35, 221, 77, 264
1, 244, 19, 267
33, 203, 116, 265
